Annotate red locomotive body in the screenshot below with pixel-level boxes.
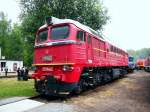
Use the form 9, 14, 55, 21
32, 17, 128, 96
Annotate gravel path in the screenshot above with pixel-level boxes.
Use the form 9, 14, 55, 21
67, 71, 150, 112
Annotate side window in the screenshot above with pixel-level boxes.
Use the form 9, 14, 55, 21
77, 31, 86, 42
111, 46, 113, 52
88, 35, 91, 44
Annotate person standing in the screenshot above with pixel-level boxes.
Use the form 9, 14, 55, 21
0, 67, 1, 76
20, 67, 24, 80
17, 67, 21, 80
24, 67, 29, 81
5, 67, 8, 77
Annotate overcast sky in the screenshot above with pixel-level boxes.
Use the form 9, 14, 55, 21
0, 0, 20, 23
103, 0, 150, 50
0, 0, 149, 50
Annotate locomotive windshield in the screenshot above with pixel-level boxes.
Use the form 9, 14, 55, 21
37, 29, 48, 43
51, 26, 69, 40
129, 57, 134, 62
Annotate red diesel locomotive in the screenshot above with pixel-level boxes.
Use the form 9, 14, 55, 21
32, 17, 128, 96
136, 59, 145, 70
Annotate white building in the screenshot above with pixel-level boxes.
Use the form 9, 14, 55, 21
0, 60, 23, 72
0, 47, 23, 73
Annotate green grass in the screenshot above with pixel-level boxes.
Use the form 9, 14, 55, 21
0, 78, 36, 99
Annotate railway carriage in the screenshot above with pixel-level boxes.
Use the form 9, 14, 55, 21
128, 56, 135, 72
32, 17, 128, 96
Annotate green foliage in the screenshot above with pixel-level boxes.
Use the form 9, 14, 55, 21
0, 12, 10, 59
0, 12, 11, 57
20, 0, 108, 30
5, 24, 24, 60
0, 12, 24, 61
127, 48, 150, 60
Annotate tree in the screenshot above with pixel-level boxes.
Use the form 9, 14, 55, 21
8, 24, 24, 60
0, 12, 11, 58
127, 48, 150, 60
0, 12, 24, 61
20, 0, 108, 30
8, 23, 30, 66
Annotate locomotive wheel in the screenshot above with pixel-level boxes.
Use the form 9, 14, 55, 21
91, 74, 101, 87
102, 73, 112, 83
93, 74, 98, 86
96, 73, 103, 85
74, 79, 85, 94
35, 80, 45, 94
121, 69, 127, 77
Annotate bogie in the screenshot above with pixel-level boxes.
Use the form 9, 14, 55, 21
72, 67, 128, 94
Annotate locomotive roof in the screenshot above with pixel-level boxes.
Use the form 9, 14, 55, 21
39, 17, 104, 40
39, 17, 127, 53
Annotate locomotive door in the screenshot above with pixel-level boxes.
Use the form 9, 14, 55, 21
87, 34, 93, 64
76, 30, 87, 63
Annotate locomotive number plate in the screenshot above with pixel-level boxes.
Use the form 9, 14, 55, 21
42, 67, 53, 71
42, 55, 52, 62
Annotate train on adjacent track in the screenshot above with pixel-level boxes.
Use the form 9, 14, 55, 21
128, 56, 135, 72
135, 54, 150, 72
32, 17, 128, 96
136, 59, 145, 70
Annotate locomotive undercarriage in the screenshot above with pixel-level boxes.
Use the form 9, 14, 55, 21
34, 76, 78, 96
34, 66, 127, 96
73, 67, 128, 94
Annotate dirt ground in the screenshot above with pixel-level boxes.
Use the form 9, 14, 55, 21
65, 71, 150, 112
28, 71, 150, 112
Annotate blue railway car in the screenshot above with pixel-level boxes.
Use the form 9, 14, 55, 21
128, 56, 135, 72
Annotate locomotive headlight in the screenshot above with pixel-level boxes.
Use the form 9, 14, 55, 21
62, 65, 74, 71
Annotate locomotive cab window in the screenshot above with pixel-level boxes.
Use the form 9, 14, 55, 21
77, 31, 86, 42
37, 29, 48, 43
129, 57, 134, 62
51, 26, 69, 40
